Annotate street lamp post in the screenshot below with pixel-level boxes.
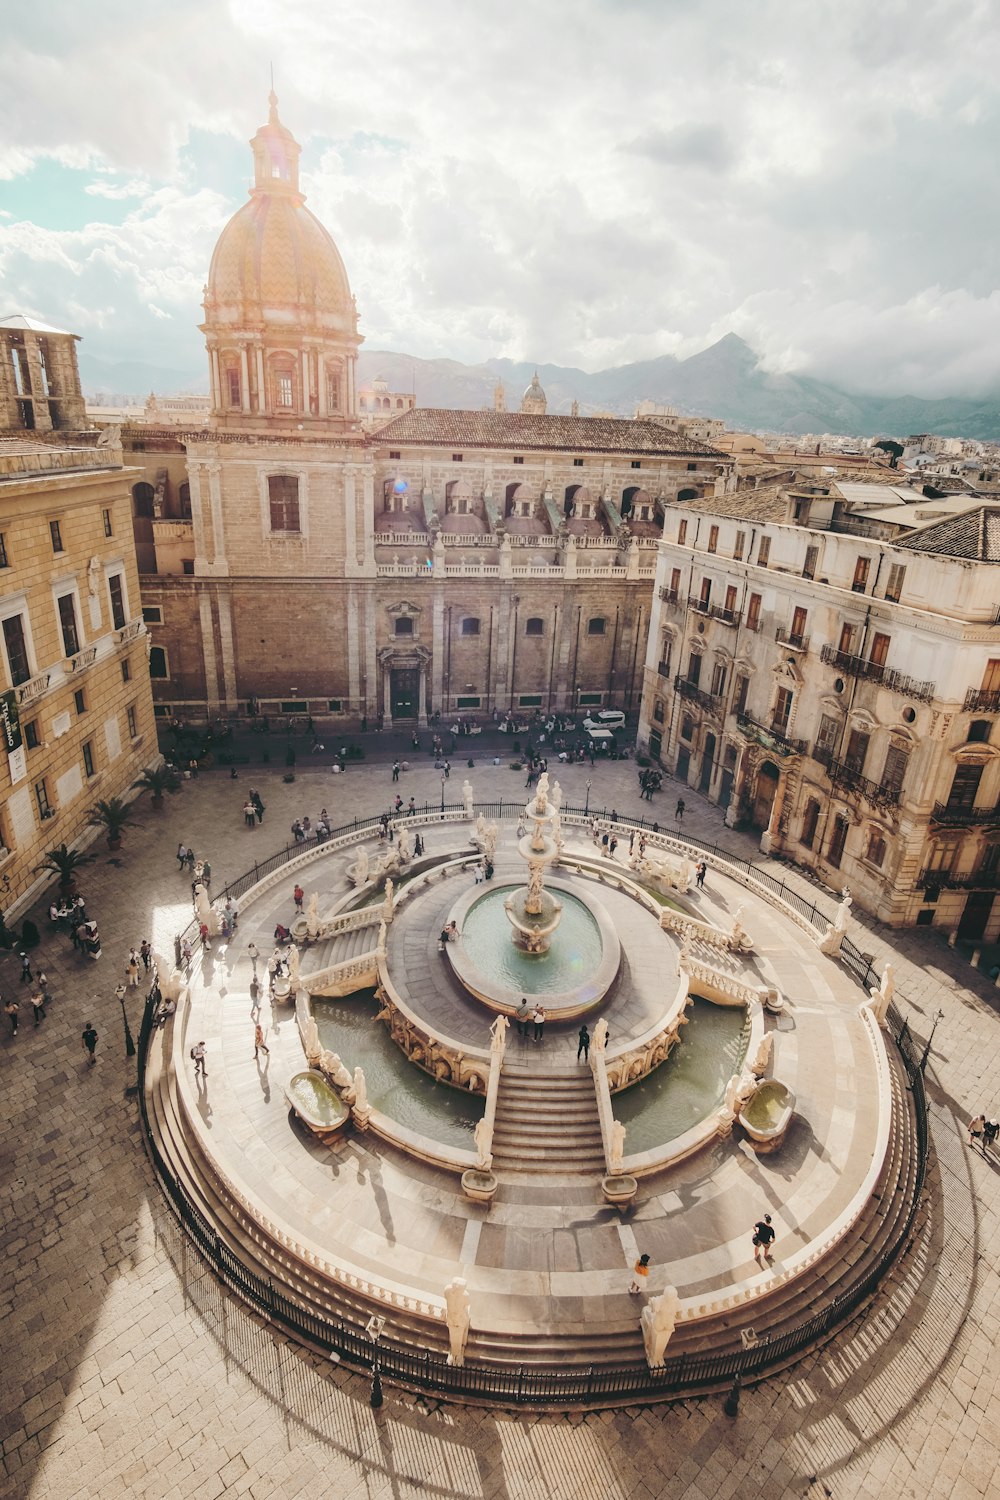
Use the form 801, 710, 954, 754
585, 778, 592, 816
115, 983, 136, 1059
366, 1313, 386, 1409
440, 776, 446, 814
920, 1009, 945, 1073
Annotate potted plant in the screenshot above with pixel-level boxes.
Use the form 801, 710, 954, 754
34, 843, 97, 898
131, 763, 182, 810
87, 797, 134, 851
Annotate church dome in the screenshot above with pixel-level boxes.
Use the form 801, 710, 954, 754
520, 372, 547, 415
203, 92, 355, 336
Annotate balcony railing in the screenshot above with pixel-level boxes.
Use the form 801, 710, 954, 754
688, 596, 711, 615
821, 756, 902, 813
820, 644, 935, 703
14, 671, 51, 706
657, 660, 672, 679
917, 867, 1000, 891
930, 801, 1000, 828
66, 646, 98, 674
673, 675, 724, 715
964, 688, 1000, 713
658, 587, 681, 606
775, 627, 809, 651
708, 604, 741, 627
737, 712, 806, 758
116, 620, 143, 645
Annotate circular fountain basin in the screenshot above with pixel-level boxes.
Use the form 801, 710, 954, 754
444, 878, 621, 1019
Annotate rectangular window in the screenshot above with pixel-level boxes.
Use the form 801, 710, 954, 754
746, 593, 761, 632
869, 632, 890, 667
460, 618, 480, 636
102, 508, 113, 538
389, 450, 401, 460
24, 719, 40, 750
57, 593, 80, 658
711, 662, 727, 698
121, 658, 131, 683
885, 563, 905, 603
801, 799, 820, 849
947, 763, 983, 810
670, 567, 681, 596
790, 606, 807, 644
803, 545, 818, 580
686, 651, 702, 687
456, 695, 481, 709
734, 674, 750, 716
852, 556, 870, 593
35, 779, 52, 819
772, 687, 793, 732
2, 613, 31, 686
276, 372, 293, 408
326, 374, 340, 411
82, 741, 95, 778
573, 458, 584, 467
844, 727, 870, 773
49, 520, 64, 553
108, 573, 126, 630
182, 559, 194, 575
0, 533, 8, 567
142, 606, 162, 624
838, 621, 855, 655
881, 744, 909, 795
707, 525, 719, 554
588, 617, 606, 636
451, 454, 463, 462
226, 368, 241, 407
74, 688, 86, 715
678, 520, 688, 546
394, 618, 413, 636
513, 456, 524, 465
757, 536, 771, 567
698, 577, 711, 610
983, 660, 1000, 693
268, 475, 300, 533
126, 705, 137, 739
734, 530, 745, 561
816, 713, 840, 755
518, 694, 543, 707
653, 699, 665, 723
827, 814, 849, 868
865, 829, 887, 868
724, 585, 738, 618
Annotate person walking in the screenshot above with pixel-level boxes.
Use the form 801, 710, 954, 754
126, 950, 141, 988
139, 939, 152, 972
696, 862, 707, 889
251, 790, 265, 824
247, 941, 260, 976
81, 1022, 98, 1065
30, 989, 46, 1027
675, 797, 685, 821
532, 1004, 546, 1041
515, 999, 531, 1037
984, 1120, 999, 1153
191, 1040, 208, 1078
176, 842, 188, 871
243, 799, 256, 829
392, 760, 400, 783
628, 1253, 651, 1294
184, 848, 196, 873
752, 1214, 776, 1264
19, 951, 32, 984
577, 1024, 590, 1062
5, 998, 19, 1035
968, 1114, 987, 1149
253, 1022, 270, 1061
443, 760, 450, 779
293, 884, 304, 913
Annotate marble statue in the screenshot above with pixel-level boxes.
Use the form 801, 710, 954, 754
193, 882, 221, 936
320, 1050, 353, 1089
474, 1117, 493, 1171
730, 906, 754, 953
152, 952, 188, 1005
86, 555, 101, 597
609, 1119, 627, 1171
676, 934, 692, 976
303, 1014, 321, 1064
750, 1033, 773, 1078
287, 942, 300, 986
462, 779, 475, 817
352, 1066, 369, 1114
397, 825, 412, 862
724, 1071, 757, 1115
489, 1013, 509, 1054
483, 822, 498, 862
306, 892, 321, 938
381, 878, 395, 925
593, 1017, 609, 1053
868, 962, 895, 1024
444, 1277, 472, 1366
534, 772, 549, 812
475, 813, 487, 846
819, 887, 853, 954
526, 864, 545, 909
349, 845, 369, 887
678, 858, 692, 889
641, 1287, 681, 1369
550, 779, 562, 811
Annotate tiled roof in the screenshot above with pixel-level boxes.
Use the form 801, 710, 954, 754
897, 507, 1000, 561
668, 483, 789, 522
370, 408, 725, 458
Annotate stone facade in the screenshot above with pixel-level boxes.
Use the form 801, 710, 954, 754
0, 434, 157, 918
638, 476, 1000, 934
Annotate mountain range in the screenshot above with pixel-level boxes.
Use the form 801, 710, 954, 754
79, 334, 1000, 443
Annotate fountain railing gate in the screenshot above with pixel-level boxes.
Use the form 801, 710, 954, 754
143, 801, 928, 1408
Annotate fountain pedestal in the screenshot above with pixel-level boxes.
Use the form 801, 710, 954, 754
505, 775, 563, 954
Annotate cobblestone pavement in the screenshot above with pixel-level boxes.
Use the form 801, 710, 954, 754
2, 743, 1000, 1500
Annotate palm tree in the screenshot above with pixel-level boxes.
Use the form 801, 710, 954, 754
35, 843, 97, 897
87, 797, 134, 850
131, 763, 182, 810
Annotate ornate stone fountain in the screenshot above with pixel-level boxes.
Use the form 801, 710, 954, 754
504, 773, 563, 954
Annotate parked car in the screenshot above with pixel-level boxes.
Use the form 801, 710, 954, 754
583, 711, 626, 731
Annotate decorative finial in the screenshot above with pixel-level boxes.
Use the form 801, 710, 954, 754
268, 65, 279, 124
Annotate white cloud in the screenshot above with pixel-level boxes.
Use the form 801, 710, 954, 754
2, 0, 999, 397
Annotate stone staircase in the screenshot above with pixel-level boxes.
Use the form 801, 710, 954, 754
302, 921, 379, 979
491, 1065, 606, 1174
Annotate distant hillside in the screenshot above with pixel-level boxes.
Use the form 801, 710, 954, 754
80, 337, 1000, 442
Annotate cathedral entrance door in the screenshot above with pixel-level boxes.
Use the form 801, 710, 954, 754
391, 668, 419, 721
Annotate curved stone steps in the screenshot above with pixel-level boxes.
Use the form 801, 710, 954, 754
302, 921, 378, 976
491, 1066, 605, 1173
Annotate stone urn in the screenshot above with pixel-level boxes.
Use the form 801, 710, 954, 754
461, 1168, 499, 1204
601, 1173, 638, 1207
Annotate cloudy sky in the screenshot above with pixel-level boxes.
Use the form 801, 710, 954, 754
1, 0, 998, 396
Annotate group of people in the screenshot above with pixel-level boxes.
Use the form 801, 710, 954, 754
241, 789, 266, 829
638, 767, 663, 800
514, 999, 546, 1040
4, 952, 52, 1033
967, 1115, 1000, 1153
291, 810, 333, 843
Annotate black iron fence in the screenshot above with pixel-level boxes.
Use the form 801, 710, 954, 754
142, 802, 929, 1407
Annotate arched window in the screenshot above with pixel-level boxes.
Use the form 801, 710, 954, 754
587, 616, 606, 636
273, 364, 295, 410
677, 487, 699, 502
224, 367, 241, 408
326, 370, 340, 412
132, 482, 155, 519
396, 398, 404, 409
149, 646, 168, 679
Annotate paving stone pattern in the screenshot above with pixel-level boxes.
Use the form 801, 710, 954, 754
2, 744, 1000, 1499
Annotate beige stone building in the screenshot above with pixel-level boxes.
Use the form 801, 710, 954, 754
638, 475, 1000, 934
124, 96, 728, 728
0, 323, 156, 917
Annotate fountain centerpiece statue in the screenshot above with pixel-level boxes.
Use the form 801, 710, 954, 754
503, 772, 564, 954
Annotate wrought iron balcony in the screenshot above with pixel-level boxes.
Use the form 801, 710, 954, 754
964, 688, 1000, 713
687, 595, 710, 615
66, 646, 98, 674
930, 801, 1000, 828
918, 867, 1000, 891
737, 712, 805, 758
657, 660, 672, 679
673, 675, 724, 715
14, 671, 51, 706
821, 756, 902, 814
820, 644, 935, 703
775, 627, 809, 651
708, 604, 741, 627
658, 586, 681, 606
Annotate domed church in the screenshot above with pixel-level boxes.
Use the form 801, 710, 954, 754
126, 97, 728, 728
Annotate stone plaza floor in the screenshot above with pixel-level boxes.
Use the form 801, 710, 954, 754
3, 741, 1000, 1499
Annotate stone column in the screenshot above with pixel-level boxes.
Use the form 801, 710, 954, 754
189, 463, 209, 567
210, 349, 221, 413
206, 461, 226, 570
382, 663, 393, 729
344, 467, 357, 575
346, 586, 361, 709
198, 591, 221, 713
216, 590, 238, 710
759, 770, 786, 856
23, 336, 52, 431
362, 466, 376, 571
418, 663, 428, 727
432, 588, 445, 712
364, 591, 378, 720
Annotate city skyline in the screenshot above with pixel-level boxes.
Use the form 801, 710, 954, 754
2, 0, 999, 399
